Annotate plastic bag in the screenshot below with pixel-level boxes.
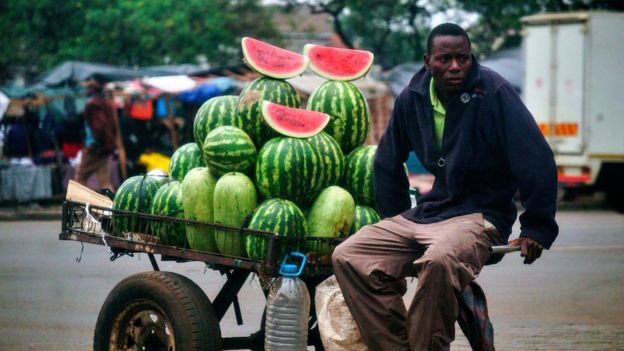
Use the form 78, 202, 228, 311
315, 275, 368, 351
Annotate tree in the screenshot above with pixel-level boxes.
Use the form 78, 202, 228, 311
0, 0, 280, 84
282, 0, 438, 70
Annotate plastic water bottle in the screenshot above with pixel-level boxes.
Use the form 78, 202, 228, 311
265, 252, 310, 351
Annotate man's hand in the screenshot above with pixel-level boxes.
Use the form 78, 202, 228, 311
509, 238, 544, 264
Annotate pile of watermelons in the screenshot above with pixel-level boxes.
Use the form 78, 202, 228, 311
112, 37, 382, 260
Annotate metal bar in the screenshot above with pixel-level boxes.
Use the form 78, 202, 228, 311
59, 231, 256, 270
225, 270, 244, 326
148, 253, 159, 271
491, 245, 521, 254
213, 269, 251, 321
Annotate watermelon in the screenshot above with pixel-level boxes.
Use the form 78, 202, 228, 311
242, 37, 309, 79
237, 77, 301, 147
146, 169, 170, 186
307, 80, 370, 154
245, 198, 306, 261
150, 181, 187, 247
213, 172, 258, 257
255, 137, 323, 206
168, 143, 205, 182
181, 167, 218, 252
304, 44, 374, 81
193, 95, 241, 150
349, 205, 380, 235
202, 126, 257, 177
306, 186, 355, 257
112, 175, 162, 235
306, 131, 345, 191
343, 145, 377, 207
261, 101, 329, 138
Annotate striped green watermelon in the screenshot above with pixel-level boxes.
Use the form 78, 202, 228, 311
181, 167, 218, 252
237, 77, 301, 147
255, 137, 322, 206
202, 126, 257, 177
193, 95, 241, 150
112, 175, 162, 235
307, 80, 370, 154
213, 172, 258, 257
343, 145, 377, 207
245, 198, 306, 261
306, 131, 345, 191
169, 143, 204, 182
349, 205, 380, 235
150, 181, 187, 247
306, 186, 355, 256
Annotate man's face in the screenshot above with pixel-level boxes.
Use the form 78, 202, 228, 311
424, 35, 472, 95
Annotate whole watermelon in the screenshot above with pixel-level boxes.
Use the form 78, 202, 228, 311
150, 181, 187, 247
255, 137, 322, 206
306, 186, 355, 257
169, 143, 204, 182
306, 131, 345, 191
181, 167, 218, 252
202, 126, 257, 177
213, 172, 258, 257
112, 175, 162, 235
245, 198, 306, 261
343, 145, 377, 207
307, 80, 370, 154
349, 205, 381, 235
193, 95, 241, 150
237, 77, 301, 147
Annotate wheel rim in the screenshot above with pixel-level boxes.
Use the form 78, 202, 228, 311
109, 300, 175, 351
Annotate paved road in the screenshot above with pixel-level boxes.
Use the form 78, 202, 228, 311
0, 209, 623, 350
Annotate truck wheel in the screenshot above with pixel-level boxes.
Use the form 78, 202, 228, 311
93, 271, 221, 351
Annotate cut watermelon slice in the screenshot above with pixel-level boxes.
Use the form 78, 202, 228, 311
304, 44, 374, 81
242, 37, 309, 79
261, 101, 330, 138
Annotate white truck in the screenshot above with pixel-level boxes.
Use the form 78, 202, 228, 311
521, 11, 624, 209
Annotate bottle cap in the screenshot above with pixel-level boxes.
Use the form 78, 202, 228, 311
281, 263, 298, 275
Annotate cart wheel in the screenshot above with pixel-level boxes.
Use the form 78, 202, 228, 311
93, 271, 221, 351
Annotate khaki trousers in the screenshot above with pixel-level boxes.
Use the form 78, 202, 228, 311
331, 213, 501, 351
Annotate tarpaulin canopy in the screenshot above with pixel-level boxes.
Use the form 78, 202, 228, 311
37, 61, 173, 87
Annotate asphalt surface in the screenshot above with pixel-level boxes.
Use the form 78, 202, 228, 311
0, 209, 623, 350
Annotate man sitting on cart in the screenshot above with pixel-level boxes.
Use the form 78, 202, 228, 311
332, 23, 559, 351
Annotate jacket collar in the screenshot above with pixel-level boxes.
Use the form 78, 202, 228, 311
408, 54, 482, 96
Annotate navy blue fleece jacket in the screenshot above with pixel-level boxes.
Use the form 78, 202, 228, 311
373, 62, 559, 249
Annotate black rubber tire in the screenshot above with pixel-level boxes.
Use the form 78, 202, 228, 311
93, 271, 221, 351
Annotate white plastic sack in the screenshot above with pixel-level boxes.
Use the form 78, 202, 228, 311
315, 275, 368, 351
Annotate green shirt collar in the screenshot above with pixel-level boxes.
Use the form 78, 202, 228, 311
429, 77, 446, 115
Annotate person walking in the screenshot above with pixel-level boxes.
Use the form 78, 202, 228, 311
332, 23, 558, 351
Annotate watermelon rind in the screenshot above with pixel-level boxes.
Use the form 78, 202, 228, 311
343, 145, 377, 207
305, 186, 355, 257
193, 95, 241, 150
349, 205, 380, 235
169, 143, 205, 182
181, 167, 218, 252
245, 198, 306, 261
150, 181, 187, 248
307, 80, 370, 154
213, 172, 258, 257
303, 44, 374, 81
255, 137, 323, 206
237, 77, 301, 147
202, 126, 257, 177
112, 175, 162, 235
242, 37, 310, 79
261, 100, 329, 138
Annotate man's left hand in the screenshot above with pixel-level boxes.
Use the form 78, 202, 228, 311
510, 237, 544, 264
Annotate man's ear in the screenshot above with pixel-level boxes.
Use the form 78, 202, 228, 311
424, 54, 430, 71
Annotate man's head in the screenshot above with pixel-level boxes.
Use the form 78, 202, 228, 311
424, 23, 473, 97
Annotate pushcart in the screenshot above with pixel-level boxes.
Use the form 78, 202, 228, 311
59, 200, 338, 351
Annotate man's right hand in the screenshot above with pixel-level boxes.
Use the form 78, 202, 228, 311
509, 238, 544, 264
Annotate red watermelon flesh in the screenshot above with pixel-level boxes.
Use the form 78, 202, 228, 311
261, 101, 329, 138
242, 37, 309, 79
304, 44, 374, 81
